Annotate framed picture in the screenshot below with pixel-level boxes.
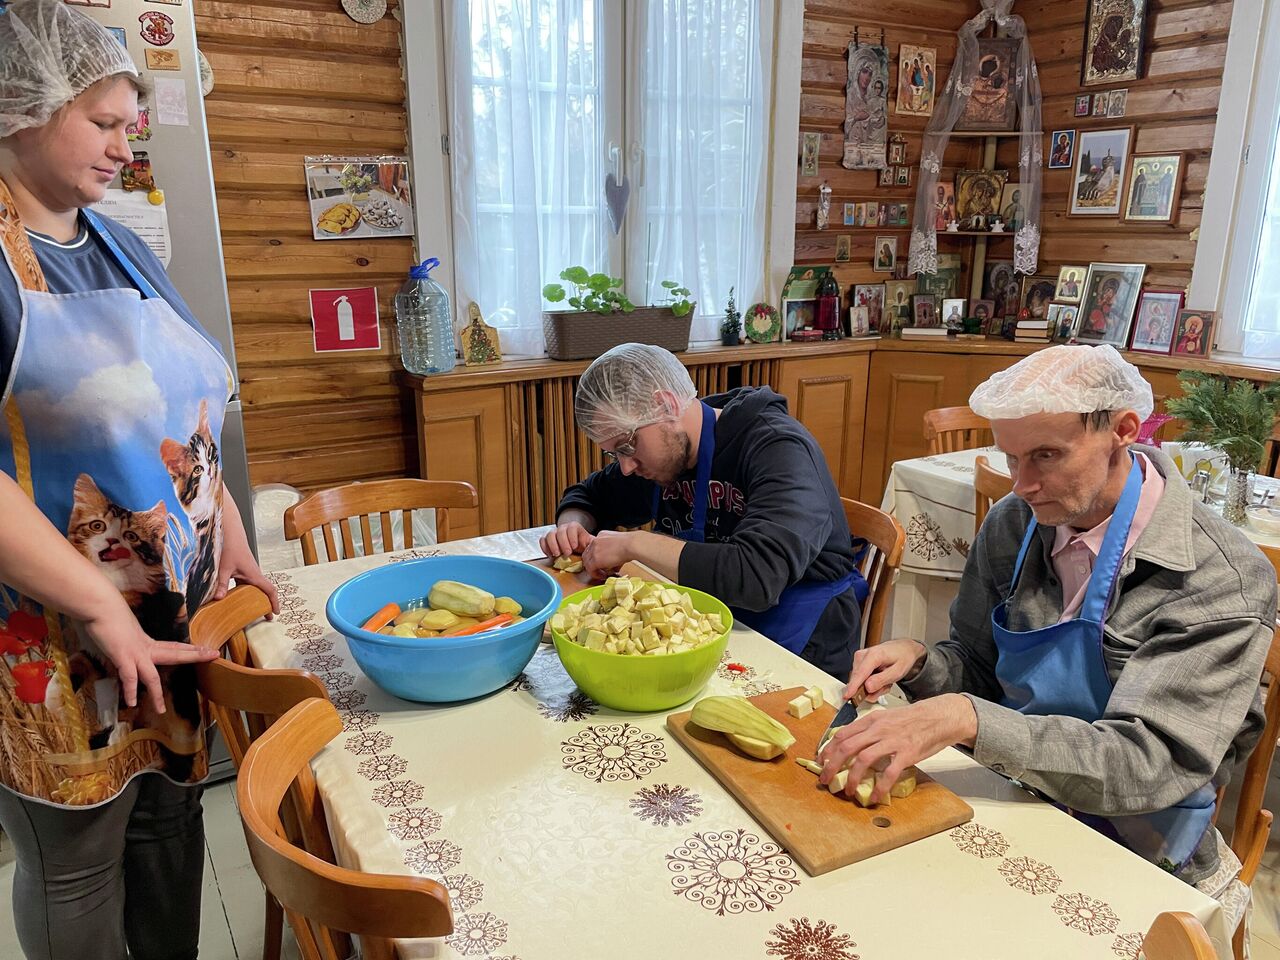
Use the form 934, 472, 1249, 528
304, 156, 414, 240
873, 236, 897, 273
941, 298, 967, 326
970, 300, 996, 327
983, 260, 1019, 319
1092, 94, 1110, 118
1075, 95, 1092, 117
1069, 127, 1133, 216
783, 298, 818, 336
912, 294, 938, 327
931, 182, 958, 230
879, 166, 896, 187
1077, 262, 1146, 346
896, 46, 937, 117
956, 38, 1020, 131
885, 203, 900, 224
866, 201, 880, 226
853, 283, 886, 333
849, 305, 872, 337
999, 183, 1027, 232
1123, 153, 1184, 223
898, 203, 910, 226
888, 134, 908, 164
835, 234, 852, 262
1049, 130, 1076, 169
1107, 88, 1128, 118
1054, 265, 1087, 303
956, 169, 1009, 231
885, 280, 915, 321
1021, 275, 1057, 319
843, 202, 856, 226
1047, 302, 1081, 340
801, 132, 821, 177
1082, 0, 1149, 87
1129, 289, 1185, 354
1172, 309, 1215, 356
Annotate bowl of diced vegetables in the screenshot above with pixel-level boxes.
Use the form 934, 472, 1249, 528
548, 575, 732, 712
326, 556, 561, 703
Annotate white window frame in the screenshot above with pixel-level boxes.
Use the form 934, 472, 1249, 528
1189, 0, 1277, 357
400, 1, 804, 346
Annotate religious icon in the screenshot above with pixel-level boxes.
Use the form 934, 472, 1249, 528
895, 45, 937, 118
1123, 153, 1183, 223
873, 236, 897, 273
1048, 130, 1076, 169
1129, 289, 1184, 353
802, 132, 821, 177
1082, 0, 1149, 86
1171, 309, 1215, 356
1000, 183, 1026, 232
1077, 262, 1146, 346
956, 169, 1009, 231
842, 44, 890, 169
956, 38, 1020, 131
1070, 127, 1133, 216
932, 182, 957, 231
1055, 266, 1087, 303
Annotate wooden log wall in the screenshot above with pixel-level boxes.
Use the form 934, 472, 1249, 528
195, 0, 416, 491
796, 0, 1225, 299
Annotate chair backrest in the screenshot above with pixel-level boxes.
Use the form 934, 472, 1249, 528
841, 498, 906, 649
190, 583, 273, 667
1141, 911, 1216, 960
923, 406, 992, 455
238, 698, 452, 960
283, 479, 479, 565
974, 455, 1014, 531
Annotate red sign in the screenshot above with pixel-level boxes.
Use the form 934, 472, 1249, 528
310, 286, 381, 352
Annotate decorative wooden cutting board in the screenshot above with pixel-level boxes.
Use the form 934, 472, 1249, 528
667, 686, 974, 876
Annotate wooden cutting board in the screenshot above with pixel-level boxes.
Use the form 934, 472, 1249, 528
667, 686, 974, 876
524, 558, 657, 596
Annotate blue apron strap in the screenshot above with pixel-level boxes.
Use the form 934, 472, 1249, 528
81, 209, 162, 300
1007, 517, 1040, 595
1078, 454, 1144, 623
651, 400, 717, 543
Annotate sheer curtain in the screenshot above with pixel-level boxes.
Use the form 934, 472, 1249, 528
448, 0, 608, 357
1235, 46, 1280, 359
628, 0, 770, 341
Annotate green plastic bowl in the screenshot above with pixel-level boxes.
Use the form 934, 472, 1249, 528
549, 583, 733, 712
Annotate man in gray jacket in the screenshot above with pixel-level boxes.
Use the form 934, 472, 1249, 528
820, 345, 1273, 916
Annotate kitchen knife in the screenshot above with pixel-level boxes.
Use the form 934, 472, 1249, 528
815, 697, 860, 760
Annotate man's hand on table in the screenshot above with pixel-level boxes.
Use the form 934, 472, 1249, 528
539, 520, 595, 560
818, 693, 978, 805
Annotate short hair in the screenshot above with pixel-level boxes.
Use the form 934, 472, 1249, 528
1079, 410, 1114, 430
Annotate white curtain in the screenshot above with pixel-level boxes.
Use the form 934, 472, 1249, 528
448, 0, 608, 357
629, 0, 770, 341
1238, 94, 1280, 359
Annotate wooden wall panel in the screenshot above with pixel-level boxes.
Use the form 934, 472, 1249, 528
796, 0, 1225, 308
195, 0, 415, 492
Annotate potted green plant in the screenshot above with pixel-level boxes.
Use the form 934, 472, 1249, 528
541, 267, 697, 361
720, 286, 741, 346
1165, 371, 1280, 524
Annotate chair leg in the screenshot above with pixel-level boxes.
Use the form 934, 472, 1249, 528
263, 892, 283, 960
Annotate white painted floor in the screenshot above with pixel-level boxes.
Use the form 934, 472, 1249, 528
0, 764, 1278, 957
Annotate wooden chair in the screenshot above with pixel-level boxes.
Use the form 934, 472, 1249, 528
1141, 912, 1217, 960
238, 698, 453, 960
974, 455, 1014, 530
284, 478, 478, 565
841, 498, 906, 648
923, 406, 992, 455
190, 585, 335, 960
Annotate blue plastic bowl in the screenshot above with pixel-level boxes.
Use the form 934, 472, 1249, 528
325, 556, 561, 703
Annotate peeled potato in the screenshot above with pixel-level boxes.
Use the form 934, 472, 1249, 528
394, 608, 429, 626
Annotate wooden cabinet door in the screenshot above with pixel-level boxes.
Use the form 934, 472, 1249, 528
415, 386, 511, 538
776, 354, 870, 500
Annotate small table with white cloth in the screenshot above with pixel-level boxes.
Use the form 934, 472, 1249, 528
243, 526, 1234, 959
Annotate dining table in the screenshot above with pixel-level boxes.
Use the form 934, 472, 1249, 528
244, 526, 1235, 960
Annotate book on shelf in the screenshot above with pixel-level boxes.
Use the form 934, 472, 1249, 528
901, 328, 950, 339
1015, 333, 1053, 342
1015, 318, 1052, 331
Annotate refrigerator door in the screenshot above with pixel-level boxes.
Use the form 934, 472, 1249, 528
221, 400, 257, 557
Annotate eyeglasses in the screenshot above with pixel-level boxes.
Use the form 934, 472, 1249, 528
602, 428, 639, 462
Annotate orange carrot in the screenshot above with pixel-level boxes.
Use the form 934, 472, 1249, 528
362, 602, 401, 632
445, 613, 514, 637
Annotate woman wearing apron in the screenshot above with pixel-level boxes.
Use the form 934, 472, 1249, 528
0, 5, 276, 957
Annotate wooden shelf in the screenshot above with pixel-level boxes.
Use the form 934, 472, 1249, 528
936, 231, 1016, 237
945, 130, 1043, 138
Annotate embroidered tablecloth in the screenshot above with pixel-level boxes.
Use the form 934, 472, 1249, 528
245, 528, 1229, 959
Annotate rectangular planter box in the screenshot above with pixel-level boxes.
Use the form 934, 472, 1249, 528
542, 306, 693, 361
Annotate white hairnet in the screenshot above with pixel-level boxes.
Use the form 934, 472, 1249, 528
0, 0, 146, 140
575, 343, 698, 443
969, 344, 1154, 421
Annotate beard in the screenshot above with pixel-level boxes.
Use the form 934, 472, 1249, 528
647, 431, 694, 486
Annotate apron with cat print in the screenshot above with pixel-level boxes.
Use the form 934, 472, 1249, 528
0, 184, 231, 807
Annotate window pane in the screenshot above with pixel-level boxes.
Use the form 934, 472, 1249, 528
1242, 134, 1280, 350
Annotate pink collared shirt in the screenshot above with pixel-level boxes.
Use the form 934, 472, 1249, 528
1051, 452, 1165, 622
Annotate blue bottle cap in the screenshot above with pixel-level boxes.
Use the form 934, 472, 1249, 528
410, 257, 441, 280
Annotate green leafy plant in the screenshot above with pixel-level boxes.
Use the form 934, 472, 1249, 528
338, 163, 374, 195
658, 279, 694, 317
721, 286, 741, 337
542, 267, 635, 315
1165, 371, 1280, 472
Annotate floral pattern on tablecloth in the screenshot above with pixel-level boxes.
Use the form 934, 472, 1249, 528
561, 723, 668, 783
1110, 932, 1144, 958
666, 828, 799, 916
906, 513, 953, 563
765, 917, 860, 960
630, 783, 704, 827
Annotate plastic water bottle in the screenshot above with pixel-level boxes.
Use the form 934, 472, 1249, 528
395, 257, 456, 375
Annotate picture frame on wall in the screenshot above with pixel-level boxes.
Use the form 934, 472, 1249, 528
941, 298, 967, 326
1082, 0, 1149, 87
879, 166, 896, 187
1128, 289, 1185, 354
912, 294, 938, 327
1075, 95, 1092, 117
956, 168, 1009, 231
849, 305, 873, 337
955, 37, 1020, 131
1021, 275, 1057, 319
1172, 309, 1215, 356
895, 166, 912, 186
1077, 262, 1146, 347
1055, 265, 1087, 303
853, 283, 886, 333
1123, 153, 1184, 223
895, 46, 937, 117
1069, 127, 1134, 217
873, 236, 897, 273
835, 234, 852, 262
1049, 130, 1076, 169
843, 202, 856, 226
888, 135, 908, 164
1092, 94, 1110, 118
1106, 88, 1128, 118
885, 279, 915, 323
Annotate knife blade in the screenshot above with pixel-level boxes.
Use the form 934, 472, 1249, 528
815, 697, 860, 760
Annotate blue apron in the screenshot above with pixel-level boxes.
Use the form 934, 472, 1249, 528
651, 401, 865, 655
992, 455, 1215, 871
0, 192, 231, 806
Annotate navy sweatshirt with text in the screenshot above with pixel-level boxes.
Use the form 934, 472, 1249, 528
557, 386, 861, 677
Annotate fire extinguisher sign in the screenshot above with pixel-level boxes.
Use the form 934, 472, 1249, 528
309, 286, 381, 353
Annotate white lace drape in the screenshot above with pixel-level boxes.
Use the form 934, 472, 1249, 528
908, 0, 1043, 278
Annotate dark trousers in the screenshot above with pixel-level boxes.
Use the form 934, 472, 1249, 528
0, 774, 204, 960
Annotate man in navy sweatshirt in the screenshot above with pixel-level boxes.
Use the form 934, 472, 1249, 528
540, 343, 864, 677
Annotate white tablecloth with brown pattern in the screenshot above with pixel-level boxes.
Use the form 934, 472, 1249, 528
245, 527, 1230, 960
